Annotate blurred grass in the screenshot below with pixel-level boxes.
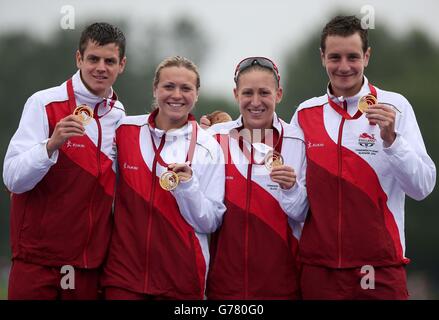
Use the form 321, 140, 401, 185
0, 284, 6, 300
0, 258, 9, 300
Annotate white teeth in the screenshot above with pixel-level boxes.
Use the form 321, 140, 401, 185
169, 103, 183, 107
249, 109, 263, 114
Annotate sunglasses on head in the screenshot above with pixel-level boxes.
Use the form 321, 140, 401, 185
234, 57, 280, 85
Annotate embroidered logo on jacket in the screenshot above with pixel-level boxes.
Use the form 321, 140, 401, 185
356, 133, 379, 155
267, 183, 279, 191
358, 133, 376, 148
66, 140, 85, 148
307, 142, 325, 149
123, 162, 139, 170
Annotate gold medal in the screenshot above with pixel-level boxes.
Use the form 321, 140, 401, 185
264, 151, 284, 171
159, 171, 179, 191
357, 94, 377, 113
73, 104, 94, 125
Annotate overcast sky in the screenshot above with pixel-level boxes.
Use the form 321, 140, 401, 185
1, 0, 438, 98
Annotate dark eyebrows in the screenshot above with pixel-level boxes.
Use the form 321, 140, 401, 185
85, 54, 118, 63
86, 54, 99, 60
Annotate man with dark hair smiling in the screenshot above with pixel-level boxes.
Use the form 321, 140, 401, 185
291, 15, 436, 299
3, 22, 127, 299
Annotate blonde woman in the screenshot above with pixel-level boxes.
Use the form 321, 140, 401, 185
102, 56, 226, 299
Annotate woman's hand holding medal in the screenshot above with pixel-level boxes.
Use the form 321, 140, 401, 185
168, 162, 193, 183
269, 164, 297, 190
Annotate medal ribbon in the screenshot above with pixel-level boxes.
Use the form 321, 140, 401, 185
149, 115, 198, 169
327, 83, 377, 120
66, 78, 117, 119
236, 122, 284, 165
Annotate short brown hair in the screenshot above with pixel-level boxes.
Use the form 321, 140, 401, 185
79, 22, 126, 60
321, 15, 369, 53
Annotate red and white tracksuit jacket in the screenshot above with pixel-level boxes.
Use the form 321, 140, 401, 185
291, 77, 436, 269
101, 111, 226, 299
206, 114, 309, 299
3, 70, 125, 268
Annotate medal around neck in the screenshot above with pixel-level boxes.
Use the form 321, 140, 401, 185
264, 151, 284, 171
73, 104, 94, 125
159, 171, 179, 191
357, 94, 377, 113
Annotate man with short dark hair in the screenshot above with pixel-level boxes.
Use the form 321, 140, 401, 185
291, 15, 436, 299
3, 22, 127, 299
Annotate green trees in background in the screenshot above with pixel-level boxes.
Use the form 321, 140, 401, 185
0, 18, 437, 298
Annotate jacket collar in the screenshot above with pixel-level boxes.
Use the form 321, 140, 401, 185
147, 108, 197, 139
72, 70, 117, 116
232, 112, 283, 135
327, 76, 372, 111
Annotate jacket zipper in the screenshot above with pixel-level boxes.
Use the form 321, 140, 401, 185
244, 162, 252, 299
337, 111, 346, 268
144, 156, 158, 292
83, 109, 103, 268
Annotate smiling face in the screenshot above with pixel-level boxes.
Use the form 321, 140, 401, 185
76, 40, 126, 98
153, 66, 199, 130
234, 68, 282, 131
321, 32, 370, 97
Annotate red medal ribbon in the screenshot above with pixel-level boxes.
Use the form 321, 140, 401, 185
148, 109, 198, 169
235, 122, 284, 165
66, 78, 117, 119
327, 83, 377, 120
